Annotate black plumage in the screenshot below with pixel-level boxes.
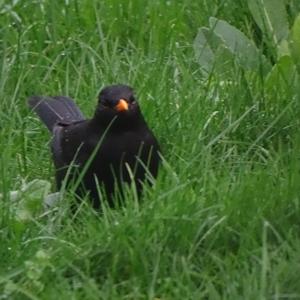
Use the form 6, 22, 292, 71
28, 85, 160, 209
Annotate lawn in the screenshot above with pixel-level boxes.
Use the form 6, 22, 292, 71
1, 0, 300, 299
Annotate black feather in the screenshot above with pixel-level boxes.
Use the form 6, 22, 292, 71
28, 96, 85, 131
28, 85, 161, 209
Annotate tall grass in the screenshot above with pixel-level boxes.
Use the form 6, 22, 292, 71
1, 0, 300, 298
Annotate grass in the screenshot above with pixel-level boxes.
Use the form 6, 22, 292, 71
1, 0, 300, 298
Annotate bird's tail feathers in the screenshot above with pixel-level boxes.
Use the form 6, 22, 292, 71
28, 96, 85, 131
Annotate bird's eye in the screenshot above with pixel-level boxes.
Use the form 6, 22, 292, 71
129, 95, 136, 103
101, 99, 110, 107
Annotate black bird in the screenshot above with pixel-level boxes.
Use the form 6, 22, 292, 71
28, 85, 160, 209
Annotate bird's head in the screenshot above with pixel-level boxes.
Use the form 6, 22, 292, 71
98, 84, 136, 111
94, 84, 142, 127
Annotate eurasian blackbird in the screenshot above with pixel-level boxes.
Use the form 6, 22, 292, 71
28, 85, 160, 209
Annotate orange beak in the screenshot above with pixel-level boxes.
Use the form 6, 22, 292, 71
114, 99, 129, 112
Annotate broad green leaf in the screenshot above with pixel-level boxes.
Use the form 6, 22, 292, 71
0, 179, 51, 203
193, 26, 237, 76
209, 17, 271, 73
248, 0, 289, 44
193, 27, 216, 74
290, 14, 300, 73
18, 180, 51, 219
277, 39, 290, 58
193, 27, 232, 73
1, 179, 52, 221
266, 55, 298, 92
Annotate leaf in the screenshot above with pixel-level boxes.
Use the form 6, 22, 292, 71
277, 39, 290, 58
21, 179, 51, 201
209, 17, 271, 73
193, 18, 272, 76
20, 180, 51, 218
193, 27, 232, 74
265, 55, 298, 92
193, 27, 216, 74
248, 0, 289, 44
193, 26, 237, 76
290, 13, 300, 73
6, 179, 52, 221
